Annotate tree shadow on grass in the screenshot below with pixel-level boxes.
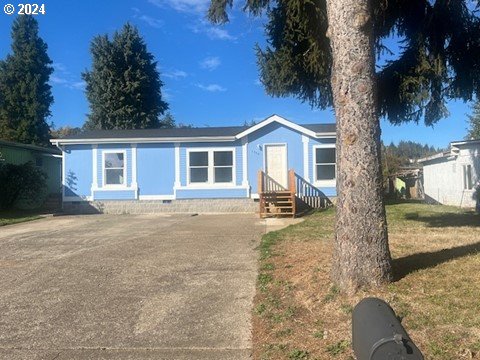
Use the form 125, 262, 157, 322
404, 211, 480, 227
393, 241, 480, 281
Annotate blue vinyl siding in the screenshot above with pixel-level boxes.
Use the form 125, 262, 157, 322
247, 122, 305, 194
64, 145, 92, 198
93, 190, 136, 200
61, 119, 337, 201
137, 143, 175, 196
176, 188, 248, 199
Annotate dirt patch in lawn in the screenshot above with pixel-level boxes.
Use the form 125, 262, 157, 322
253, 203, 480, 360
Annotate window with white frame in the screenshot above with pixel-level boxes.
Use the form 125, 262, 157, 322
463, 164, 473, 190
104, 152, 126, 186
315, 146, 336, 181
188, 149, 234, 185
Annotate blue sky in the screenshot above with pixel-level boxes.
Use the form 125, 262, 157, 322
0, 0, 474, 148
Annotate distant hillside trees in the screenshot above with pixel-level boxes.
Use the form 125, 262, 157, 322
0, 16, 53, 146
50, 126, 83, 138
466, 100, 480, 140
381, 141, 439, 178
83, 23, 168, 130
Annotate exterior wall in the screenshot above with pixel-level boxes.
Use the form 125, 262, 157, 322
63, 198, 258, 214
61, 121, 338, 204
247, 122, 337, 197
0, 144, 61, 194
43, 155, 62, 194
247, 122, 303, 194
63, 144, 93, 200
137, 143, 175, 197
423, 145, 479, 208
0, 145, 35, 164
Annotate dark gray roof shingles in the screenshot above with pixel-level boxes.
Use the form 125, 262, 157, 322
57, 123, 336, 140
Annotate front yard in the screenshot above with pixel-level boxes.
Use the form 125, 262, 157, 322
0, 211, 43, 226
254, 202, 480, 359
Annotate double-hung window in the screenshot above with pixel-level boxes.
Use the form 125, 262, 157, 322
463, 164, 473, 190
104, 151, 126, 186
315, 146, 336, 182
188, 149, 234, 185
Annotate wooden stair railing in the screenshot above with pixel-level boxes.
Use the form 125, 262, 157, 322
258, 169, 330, 218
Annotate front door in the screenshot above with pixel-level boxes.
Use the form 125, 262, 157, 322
265, 144, 288, 188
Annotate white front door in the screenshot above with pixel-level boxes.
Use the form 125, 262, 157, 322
265, 144, 288, 188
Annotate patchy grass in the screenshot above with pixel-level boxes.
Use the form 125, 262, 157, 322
253, 203, 480, 360
0, 211, 43, 226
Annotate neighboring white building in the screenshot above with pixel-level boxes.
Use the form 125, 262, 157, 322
419, 139, 479, 208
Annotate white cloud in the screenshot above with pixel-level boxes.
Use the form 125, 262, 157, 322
70, 81, 86, 90
148, 0, 210, 14
162, 88, 174, 101
148, 1, 236, 41
52, 63, 68, 73
50, 75, 68, 85
200, 56, 221, 71
132, 7, 164, 28
50, 64, 85, 91
163, 69, 188, 79
205, 27, 235, 40
196, 83, 226, 92
190, 21, 236, 41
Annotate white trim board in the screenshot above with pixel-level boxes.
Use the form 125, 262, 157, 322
312, 144, 336, 188
138, 195, 175, 200
236, 114, 318, 139
64, 195, 92, 202
174, 185, 248, 191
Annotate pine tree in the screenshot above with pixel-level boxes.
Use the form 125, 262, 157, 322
0, 16, 53, 146
160, 112, 176, 128
83, 24, 168, 130
466, 100, 480, 140
208, 0, 480, 292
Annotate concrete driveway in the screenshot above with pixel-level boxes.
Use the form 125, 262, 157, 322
0, 214, 266, 360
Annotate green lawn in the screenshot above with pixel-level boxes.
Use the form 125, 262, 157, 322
0, 211, 43, 226
253, 202, 480, 360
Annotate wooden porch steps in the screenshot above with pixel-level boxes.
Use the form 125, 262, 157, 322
258, 169, 330, 218
258, 170, 297, 218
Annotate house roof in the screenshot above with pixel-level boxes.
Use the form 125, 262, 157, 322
0, 139, 61, 155
418, 138, 480, 164
50, 115, 336, 145
58, 125, 249, 140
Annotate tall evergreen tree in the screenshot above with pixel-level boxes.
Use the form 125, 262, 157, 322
466, 100, 480, 140
208, 0, 480, 292
0, 16, 53, 146
83, 24, 168, 130
160, 112, 176, 128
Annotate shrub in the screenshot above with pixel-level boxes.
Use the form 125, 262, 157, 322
0, 161, 47, 210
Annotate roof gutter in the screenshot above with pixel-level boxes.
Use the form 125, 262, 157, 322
50, 136, 237, 146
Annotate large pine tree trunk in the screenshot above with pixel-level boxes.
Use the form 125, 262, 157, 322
326, 0, 392, 292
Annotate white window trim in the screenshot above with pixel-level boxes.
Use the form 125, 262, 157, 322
313, 144, 336, 187
186, 147, 237, 187
463, 164, 474, 190
102, 150, 127, 188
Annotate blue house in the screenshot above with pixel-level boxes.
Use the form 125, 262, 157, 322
51, 115, 336, 215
